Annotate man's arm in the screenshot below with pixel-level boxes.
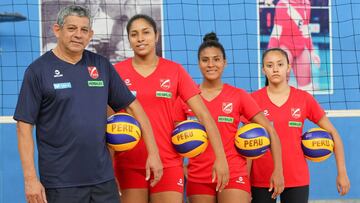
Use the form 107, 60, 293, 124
17, 121, 47, 203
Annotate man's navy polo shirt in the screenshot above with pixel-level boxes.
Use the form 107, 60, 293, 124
14, 50, 135, 188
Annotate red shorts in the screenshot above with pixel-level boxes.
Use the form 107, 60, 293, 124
186, 176, 251, 196
114, 166, 184, 194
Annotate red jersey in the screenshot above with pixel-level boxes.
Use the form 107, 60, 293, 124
113, 57, 200, 168
175, 84, 261, 183
250, 86, 325, 187
268, 0, 313, 56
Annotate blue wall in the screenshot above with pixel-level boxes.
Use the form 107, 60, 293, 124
1, 0, 359, 202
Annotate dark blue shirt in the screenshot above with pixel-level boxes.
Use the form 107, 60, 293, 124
14, 50, 135, 188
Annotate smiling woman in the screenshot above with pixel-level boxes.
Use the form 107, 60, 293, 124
112, 15, 229, 203
173, 32, 284, 203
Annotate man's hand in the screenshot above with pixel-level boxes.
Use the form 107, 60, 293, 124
25, 177, 47, 203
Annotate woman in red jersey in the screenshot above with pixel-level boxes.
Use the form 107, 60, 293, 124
250, 48, 350, 203
174, 32, 284, 203
267, 0, 321, 90
111, 15, 229, 203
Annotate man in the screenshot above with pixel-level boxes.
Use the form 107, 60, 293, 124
14, 5, 162, 203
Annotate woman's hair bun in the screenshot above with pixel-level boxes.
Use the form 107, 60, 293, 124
203, 32, 218, 42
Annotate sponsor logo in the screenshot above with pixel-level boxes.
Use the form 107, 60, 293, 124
54, 69, 63, 78
160, 79, 171, 90
289, 121, 302, 128
88, 80, 104, 87
263, 109, 270, 117
187, 116, 198, 121
124, 78, 131, 86
222, 102, 233, 114
218, 116, 234, 123
291, 108, 301, 119
53, 82, 71, 89
156, 91, 172, 98
177, 178, 184, 186
235, 176, 245, 184
88, 66, 99, 79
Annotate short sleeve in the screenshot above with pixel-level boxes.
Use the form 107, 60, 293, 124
108, 63, 135, 112
177, 65, 200, 102
305, 93, 325, 123
13, 68, 42, 125
239, 90, 262, 121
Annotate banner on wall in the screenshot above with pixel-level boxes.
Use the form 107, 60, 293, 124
258, 0, 332, 94
41, 0, 163, 63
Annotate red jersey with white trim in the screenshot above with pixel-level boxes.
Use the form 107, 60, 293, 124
113, 57, 200, 168
268, 0, 313, 56
250, 86, 325, 187
174, 84, 261, 183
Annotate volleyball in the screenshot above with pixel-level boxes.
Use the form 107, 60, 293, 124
172, 120, 208, 158
235, 123, 271, 159
106, 113, 141, 152
301, 128, 334, 162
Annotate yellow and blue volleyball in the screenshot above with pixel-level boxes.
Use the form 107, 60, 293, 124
106, 113, 141, 152
301, 128, 334, 162
235, 123, 270, 159
172, 120, 208, 158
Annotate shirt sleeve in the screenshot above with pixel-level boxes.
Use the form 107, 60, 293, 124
239, 90, 262, 121
13, 68, 42, 125
108, 63, 135, 112
305, 92, 325, 123
177, 64, 200, 102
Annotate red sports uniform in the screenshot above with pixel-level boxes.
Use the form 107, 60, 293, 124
268, 0, 313, 57
113, 57, 200, 192
175, 84, 261, 194
250, 86, 325, 187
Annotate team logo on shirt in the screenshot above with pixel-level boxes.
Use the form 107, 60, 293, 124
222, 102, 233, 114
53, 69, 63, 78
160, 79, 171, 90
291, 108, 301, 119
87, 66, 99, 79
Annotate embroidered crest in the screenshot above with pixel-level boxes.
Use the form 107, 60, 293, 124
160, 79, 171, 90
222, 102, 233, 114
291, 108, 301, 119
88, 66, 99, 79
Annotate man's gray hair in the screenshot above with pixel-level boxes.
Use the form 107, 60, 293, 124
56, 5, 92, 27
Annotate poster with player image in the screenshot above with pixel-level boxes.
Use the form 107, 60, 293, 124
41, 0, 163, 63
258, 0, 332, 94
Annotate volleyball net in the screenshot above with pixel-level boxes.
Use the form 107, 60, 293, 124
1, 0, 360, 123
